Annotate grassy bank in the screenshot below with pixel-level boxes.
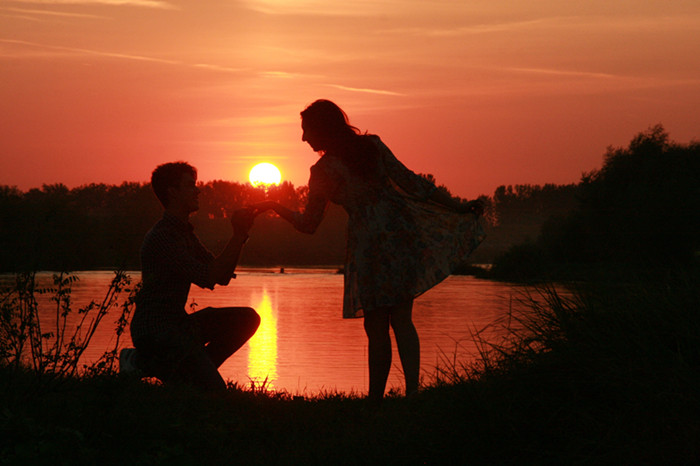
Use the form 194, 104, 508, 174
2, 269, 700, 464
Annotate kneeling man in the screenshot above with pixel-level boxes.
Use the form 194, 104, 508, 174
122, 162, 260, 391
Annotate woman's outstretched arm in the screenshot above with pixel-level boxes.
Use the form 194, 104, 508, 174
252, 200, 296, 224
254, 162, 332, 232
253, 193, 328, 234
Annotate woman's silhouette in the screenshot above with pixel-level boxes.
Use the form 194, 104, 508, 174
254, 99, 484, 402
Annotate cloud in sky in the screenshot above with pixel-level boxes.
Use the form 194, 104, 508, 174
325, 84, 405, 97
242, 0, 421, 16
9, 0, 175, 7
381, 13, 700, 39
0, 38, 184, 64
1, 7, 105, 19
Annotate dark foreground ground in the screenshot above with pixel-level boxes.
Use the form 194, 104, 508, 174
2, 269, 700, 465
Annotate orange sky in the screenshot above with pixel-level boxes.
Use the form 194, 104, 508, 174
2, 1, 699, 198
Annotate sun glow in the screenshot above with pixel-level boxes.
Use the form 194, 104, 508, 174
249, 163, 282, 187
247, 288, 278, 389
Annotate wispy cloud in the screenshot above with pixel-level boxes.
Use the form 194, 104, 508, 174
1, 7, 105, 19
326, 84, 405, 96
241, 0, 445, 17
259, 71, 300, 79
242, 0, 377, 16
502, 66, 618, 80
0, 39, 253, 79
429, 65, 700, 100
192, 63, 248, 74
204, 115, 296, 128
379, 16, 565, 37
3, 40, 315, 80
10, 0, 176, 8
382, 14, 700, 37
0, 38, 181, 63
498, 66, 700, 88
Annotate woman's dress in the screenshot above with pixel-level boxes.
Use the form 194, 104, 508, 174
292, 135, 485, 318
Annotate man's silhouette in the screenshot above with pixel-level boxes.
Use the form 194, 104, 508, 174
121, 162, 259, 391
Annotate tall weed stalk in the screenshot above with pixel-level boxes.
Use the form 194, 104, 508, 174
0, 271, 138, 383
430, 267, 700, 392
470, 270, 700, 388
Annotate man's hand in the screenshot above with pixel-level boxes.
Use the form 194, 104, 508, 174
250, 201, 278, 217
210, 207, 254, 286
230, 207, 255, 236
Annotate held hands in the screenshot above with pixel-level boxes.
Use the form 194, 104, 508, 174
228, 202, 281, 239
230, 207, 256, 237
250, 201, 279, 217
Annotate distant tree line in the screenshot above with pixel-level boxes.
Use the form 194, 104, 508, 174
470, 182, 580, 265
1, 167, 583, 272
30, 133, 700, 275
490, 125, 700, 280
0, 180, 323, 271
0, 182, 159, 272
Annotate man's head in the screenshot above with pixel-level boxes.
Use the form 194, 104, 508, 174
151, 162, 199, 212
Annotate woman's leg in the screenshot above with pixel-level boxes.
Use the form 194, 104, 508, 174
389, 299, 420, 396
363, 307, 392, 402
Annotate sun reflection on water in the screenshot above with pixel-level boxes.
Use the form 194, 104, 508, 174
247, 288, 278, 389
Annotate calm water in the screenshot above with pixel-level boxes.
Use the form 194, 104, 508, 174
6, 269, 531, 396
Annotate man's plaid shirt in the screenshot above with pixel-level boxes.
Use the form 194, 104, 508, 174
131, 212, 216, 340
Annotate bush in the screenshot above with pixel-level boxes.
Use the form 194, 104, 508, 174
0, 271, 137, 384
491, 125, 700, 279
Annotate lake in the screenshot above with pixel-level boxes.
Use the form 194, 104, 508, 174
4, 269, 533, 396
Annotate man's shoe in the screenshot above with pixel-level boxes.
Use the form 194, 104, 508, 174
119, 347, 140, 375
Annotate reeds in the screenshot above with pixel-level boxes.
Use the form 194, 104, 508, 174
0, 270, 138, 385
421, 268, 700, 463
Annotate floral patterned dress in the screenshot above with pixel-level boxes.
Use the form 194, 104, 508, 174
292, 135, 485, 318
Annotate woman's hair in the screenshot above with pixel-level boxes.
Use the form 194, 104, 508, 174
300, 99, 361, 139
301, 99, 378, 177
151, 161, 196, 207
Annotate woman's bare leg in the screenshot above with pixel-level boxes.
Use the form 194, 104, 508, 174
390, 299, 420, 396
363, 307, 392, 402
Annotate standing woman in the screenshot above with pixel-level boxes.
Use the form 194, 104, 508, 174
254, 99, 484, 402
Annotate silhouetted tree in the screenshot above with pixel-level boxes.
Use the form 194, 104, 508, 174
569, 124, 699, 265
491, 125, 700, 279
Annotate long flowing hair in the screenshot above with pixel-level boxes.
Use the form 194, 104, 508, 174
301, 100, 378, 177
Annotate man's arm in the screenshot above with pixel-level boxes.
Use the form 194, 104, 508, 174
207, 208, 254, 286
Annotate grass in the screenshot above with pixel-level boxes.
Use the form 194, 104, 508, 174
2, 267, 700, 464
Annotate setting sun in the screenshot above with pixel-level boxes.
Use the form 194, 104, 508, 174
249, 163, 282, 187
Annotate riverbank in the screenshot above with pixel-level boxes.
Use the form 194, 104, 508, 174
2, 269, 699, 464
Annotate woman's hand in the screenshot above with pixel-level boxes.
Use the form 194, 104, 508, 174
250, 201, 302, 229
251, 201, 279, 216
